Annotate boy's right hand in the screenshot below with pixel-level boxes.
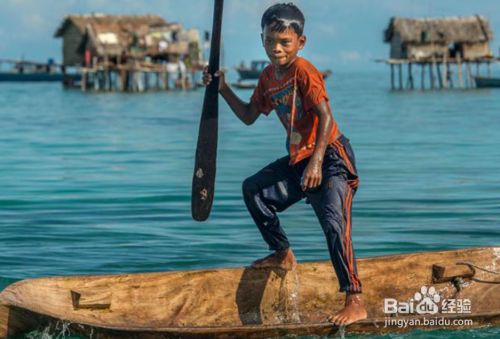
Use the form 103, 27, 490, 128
202, 66, 227, 92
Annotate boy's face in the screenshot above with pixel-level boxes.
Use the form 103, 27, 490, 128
261, 25, 306, 69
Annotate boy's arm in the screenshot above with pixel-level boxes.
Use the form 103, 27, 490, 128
203, 69, 261, 125
219, 81, 261, 126
301, 100, 334, 190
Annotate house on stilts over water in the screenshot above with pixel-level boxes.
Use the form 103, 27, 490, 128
380, 15, 497, 90
54, 14, 204, 92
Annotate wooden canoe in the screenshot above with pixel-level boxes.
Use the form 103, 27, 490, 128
1, 247, 499, 338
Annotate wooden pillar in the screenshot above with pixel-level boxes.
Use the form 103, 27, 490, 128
456, 55, 464, 89
476, 62, 480, 76
446, 63, 453, 89
430, 59, 435, 89
442, 57, 448, 88
421, 63, 425, 90
407, 62, 414, 89
94, 70, 100, 91
191, 70, 196, 90
466, 62, 473, 88
144, 72, 149, 92
398, 63, 403, 90
104, 69, 110, 91
488, 61, 492, 77
119, 68, 126, 91
81, 69, 88, 92
131, 70, 135, 92
390, 64, 395, 90
436, 63, 443, 89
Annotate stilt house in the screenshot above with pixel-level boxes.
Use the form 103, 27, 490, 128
384, 16, 493, 61
382, 15, 496, 90
54, 14, 202, 67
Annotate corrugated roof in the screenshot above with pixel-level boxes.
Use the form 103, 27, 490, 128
384, 15, 493, 43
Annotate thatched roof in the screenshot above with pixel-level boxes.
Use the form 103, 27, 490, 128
384, 15, 493, 44
54, 14, 197, 57
54, 14, 170, 37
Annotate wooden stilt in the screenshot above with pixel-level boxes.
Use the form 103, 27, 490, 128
119, 68, 125, 91
466, 62, 473, 88
94, 70, 100, 91
447, 63, 453, 89
144, 72, 149, 92
398, 63, 403, 90
104, 69, 110, 91
436, 63, 443, 89
430, 58, 435, 89
442, 56, 448, 88
421, 63, 425, 90
457, 55, 464, 89
390, 64, 395, 90
488, 62, 492, 77
407, 62, 414, 89
81, 69, 87, 92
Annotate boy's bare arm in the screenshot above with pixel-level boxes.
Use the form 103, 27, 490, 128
301, 100, 334, 190
219, 82, 261, 125
203, 69, 261, 125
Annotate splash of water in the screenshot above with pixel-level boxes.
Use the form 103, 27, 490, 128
287, 269, 301, 323
274, 268, 302, 324
337, 324, 346, 338
24, 320, 79, 339
55, 320, 72, 338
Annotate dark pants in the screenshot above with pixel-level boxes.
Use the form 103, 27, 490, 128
242, 135, 362, 293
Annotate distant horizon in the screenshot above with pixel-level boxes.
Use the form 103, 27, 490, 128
0, 0, 499, 72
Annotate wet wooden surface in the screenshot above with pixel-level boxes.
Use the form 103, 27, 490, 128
1, 247, 499, 338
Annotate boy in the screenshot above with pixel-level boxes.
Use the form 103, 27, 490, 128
203, 3, 367, 326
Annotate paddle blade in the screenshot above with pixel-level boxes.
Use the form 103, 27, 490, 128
191, 0, 224, 221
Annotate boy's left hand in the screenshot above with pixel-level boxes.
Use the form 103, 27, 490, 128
301, 159, 322, 191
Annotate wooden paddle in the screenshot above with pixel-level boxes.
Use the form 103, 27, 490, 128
191, 0, 224, 221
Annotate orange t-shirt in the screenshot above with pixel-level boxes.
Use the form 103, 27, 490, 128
250, 57, 339, 165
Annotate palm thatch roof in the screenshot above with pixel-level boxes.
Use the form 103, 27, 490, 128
54, 14, 170, 37
384, 15, 493, 44
54, 14, 196, 57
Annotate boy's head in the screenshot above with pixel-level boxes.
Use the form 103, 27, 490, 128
260, 3, 306, 68
261, 3, 305, 36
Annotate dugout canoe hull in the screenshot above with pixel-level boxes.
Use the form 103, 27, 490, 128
1, 247, 499, 338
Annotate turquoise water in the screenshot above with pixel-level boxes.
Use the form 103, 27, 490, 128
0, 71, 499, 338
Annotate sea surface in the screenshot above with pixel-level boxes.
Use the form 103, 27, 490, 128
0, 70, 499, 338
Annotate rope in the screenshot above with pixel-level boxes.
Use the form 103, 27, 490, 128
456, 261, 499, 275
456, 261, 500, 284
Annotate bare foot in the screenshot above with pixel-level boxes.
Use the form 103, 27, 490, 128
328, 292, 367, 326
251, 248, 297, 270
